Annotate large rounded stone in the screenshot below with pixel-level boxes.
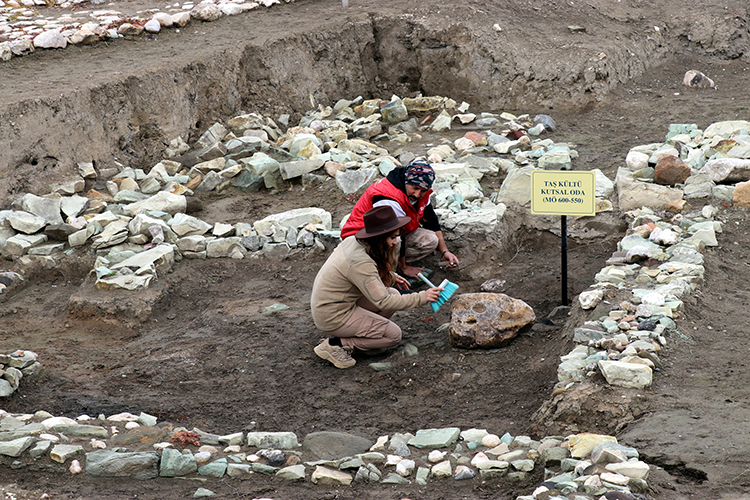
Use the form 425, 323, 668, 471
449, 293, 535, 348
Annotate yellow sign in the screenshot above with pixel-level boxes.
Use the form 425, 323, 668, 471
531, 170, 596, 216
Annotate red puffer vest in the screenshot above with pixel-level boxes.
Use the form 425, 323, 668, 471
340, 178, 432, 239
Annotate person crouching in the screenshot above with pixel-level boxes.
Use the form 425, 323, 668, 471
310, 206, 444, 369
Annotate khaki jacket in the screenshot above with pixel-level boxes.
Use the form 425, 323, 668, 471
311, 236, 427, 331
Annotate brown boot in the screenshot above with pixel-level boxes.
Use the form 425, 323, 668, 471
314, 338, 355, 369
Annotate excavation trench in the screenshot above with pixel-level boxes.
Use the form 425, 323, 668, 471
0, 5, 678, 202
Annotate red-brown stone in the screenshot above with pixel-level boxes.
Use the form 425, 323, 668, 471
654, 156, 691, 186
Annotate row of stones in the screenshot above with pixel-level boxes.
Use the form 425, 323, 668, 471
0, 408, 650, 499
554, 120, 748, 393
0, 94, 578, 292
0, 351, 41, 398
0, 0, 290, 61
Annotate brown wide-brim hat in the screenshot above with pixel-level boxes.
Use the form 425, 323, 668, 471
355, 205, 411, 239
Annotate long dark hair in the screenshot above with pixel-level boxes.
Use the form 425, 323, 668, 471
361, 232, 399, 286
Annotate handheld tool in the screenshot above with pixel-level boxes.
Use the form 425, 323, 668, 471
417, 272, 459, 312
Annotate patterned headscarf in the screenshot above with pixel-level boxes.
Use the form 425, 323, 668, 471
404, 160, 435, 190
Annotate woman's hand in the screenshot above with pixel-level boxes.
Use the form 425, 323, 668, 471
425, 286, 444, 303
394, 274, 411, 290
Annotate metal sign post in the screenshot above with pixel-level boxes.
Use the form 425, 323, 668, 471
530, 170, 596, 305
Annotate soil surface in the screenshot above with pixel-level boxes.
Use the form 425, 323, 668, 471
2, 0, 750, 499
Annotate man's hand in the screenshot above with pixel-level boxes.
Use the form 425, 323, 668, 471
441, 250, 460, 268
400, 264, 424, 279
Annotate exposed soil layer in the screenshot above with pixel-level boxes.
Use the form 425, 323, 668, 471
1, 0, 750, 499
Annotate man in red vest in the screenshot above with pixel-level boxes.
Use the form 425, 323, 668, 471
340, 160, 460, 279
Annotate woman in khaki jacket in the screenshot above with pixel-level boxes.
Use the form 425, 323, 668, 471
311, 206, 443, 369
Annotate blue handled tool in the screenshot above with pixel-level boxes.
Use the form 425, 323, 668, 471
418, 272, 459, 312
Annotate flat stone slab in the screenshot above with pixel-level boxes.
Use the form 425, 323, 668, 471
86, 450, 159, 479
303, 432, 372, 460
407, 427, 461, 449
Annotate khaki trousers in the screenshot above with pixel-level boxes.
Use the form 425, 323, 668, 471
326, 288, 402, 351
403, 227, 439, 264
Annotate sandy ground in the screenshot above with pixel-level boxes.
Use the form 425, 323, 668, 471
1, 0, 750, 499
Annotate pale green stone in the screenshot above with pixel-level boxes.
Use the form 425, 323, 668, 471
276, 464, 306, 481
193, 488, 215, 498
416, 466, 429, 485
198, 458, 227, 478
408, 428, 461, 449
138, 412, 158, 427
159, 448, 197, 477
381, 472, 410, 484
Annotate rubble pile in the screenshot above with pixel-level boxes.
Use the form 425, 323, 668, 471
0, 94, 582, 292
0, 351, 41, 398
0, 409, 651, 499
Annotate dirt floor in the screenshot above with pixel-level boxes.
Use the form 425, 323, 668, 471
2, 0, 750, 499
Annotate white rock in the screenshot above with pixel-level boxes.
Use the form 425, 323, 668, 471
153, 12, 174, 26
171, 11, 191, 26
431, 110, 452, 132
69, 459, 82, 474
123, 191, 186, 216
431, 460, 452, 477
438, 209, 497, 238
640, 291, 665, 306
428, 450, 446, 463
6, 211, 46, 234
598, 360, 653, 389
190, 0, 222, 21
33, 30, 67, 49
481, 434, 501, 447
370, 435, 388, 451
454, 137, 475, 151
495, 165, 535, 205
144, 19, 161, 33
605, 460, 650, 479
90, 439, 107, 449
219, 2, 242, 15
703, 120, 750, 138
600, 471, 631, 486
106, 412, 140, 422
42, 416, 77, 429
470, 452, 490, 466
593, 168, 614, 198
649, 227, 678, 246
0, 42, 11, 62
578, 288, 604, 310
625, 150, 649, 171
168, 213, 212, 236
396, 458, 415, 476
699, 158, 750, 183
311, 465, 352, 485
